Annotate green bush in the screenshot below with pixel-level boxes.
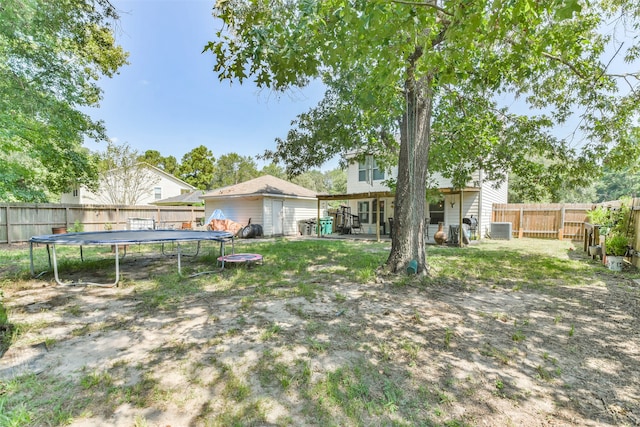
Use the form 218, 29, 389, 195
68, 220, 84, 233
606, 233, 629, 256
586, 206, 611, 225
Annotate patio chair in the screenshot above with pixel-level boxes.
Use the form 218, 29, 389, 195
351, 214, 362, 234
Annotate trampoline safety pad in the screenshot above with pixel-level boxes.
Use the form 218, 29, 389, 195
217, 253, 263, 267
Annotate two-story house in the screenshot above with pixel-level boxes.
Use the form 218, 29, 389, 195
60, 163, 195, 205
320, 154, 507, 241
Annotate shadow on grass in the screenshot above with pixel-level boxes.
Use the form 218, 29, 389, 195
1, 238, 639, 425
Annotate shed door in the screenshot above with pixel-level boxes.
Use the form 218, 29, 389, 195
272, 200, 284, 236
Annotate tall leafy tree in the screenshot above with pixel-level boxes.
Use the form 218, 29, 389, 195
292, 170, 328, 193
594, 167, 640, 202
138, 150, 179, 176
211, 153, 259, 188
207, 0, 640, 274
594, 128, 640, 202
178, 145, 216, 190
0, 0, 128, 202
324, 168, 347, 195
260, 162, 287, 180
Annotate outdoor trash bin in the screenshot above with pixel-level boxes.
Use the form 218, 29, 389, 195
307, 221, 316, 235
320, 217, 333, 235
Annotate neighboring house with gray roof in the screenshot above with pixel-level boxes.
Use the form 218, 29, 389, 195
152, 190, 205, 206
61, 164, 195, 206
200, 175, 323, 237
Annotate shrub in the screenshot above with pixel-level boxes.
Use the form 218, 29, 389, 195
586, 206, 611, 226
605, 233, 629, 256
68, 220, 84, 233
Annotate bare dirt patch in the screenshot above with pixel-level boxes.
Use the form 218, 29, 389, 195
1, 239, 639, 426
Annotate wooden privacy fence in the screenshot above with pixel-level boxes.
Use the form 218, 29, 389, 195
492, 203, 594, 240
0, 203, 206, 244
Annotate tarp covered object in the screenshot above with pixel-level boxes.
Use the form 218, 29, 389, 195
205, 209, 244, 235
206, 209, 226, 223
207, 218, 244, 235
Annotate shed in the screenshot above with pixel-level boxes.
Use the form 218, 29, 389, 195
200, 175, 321, 237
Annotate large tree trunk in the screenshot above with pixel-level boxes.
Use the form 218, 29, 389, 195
386, 74, 432, 274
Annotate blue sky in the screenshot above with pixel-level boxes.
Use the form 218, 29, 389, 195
85, 0, 328, 169
87, 1, 636, 171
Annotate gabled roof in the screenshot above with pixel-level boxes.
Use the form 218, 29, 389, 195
201, 175, 317, 199
140, 163, 196, 190
100, 162, 195, 190
152, 190, 205, 206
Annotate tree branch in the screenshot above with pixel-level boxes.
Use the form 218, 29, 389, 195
390, 0, 454, 17
541, 51, 588, 80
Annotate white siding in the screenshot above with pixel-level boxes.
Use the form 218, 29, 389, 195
346, 160, 395, 193
62, 169, 192, 205
442, 192, 480, 240
204, 198, 263, 228
478, 176, 508, 238
281, 198, 319, 236
344, 156, 506, 240
204, 196, 320, 237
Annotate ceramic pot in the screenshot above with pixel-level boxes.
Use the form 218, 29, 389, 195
434, 222, 447, 245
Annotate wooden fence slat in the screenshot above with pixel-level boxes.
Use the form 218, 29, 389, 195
0, 203, 205, 244
492, 203, 592, 240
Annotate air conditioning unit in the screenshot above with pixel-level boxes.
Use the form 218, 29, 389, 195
490, 222, 512, 240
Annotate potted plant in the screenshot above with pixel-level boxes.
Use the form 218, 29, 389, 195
586, 205, 611, 226
605, 232, 629, 271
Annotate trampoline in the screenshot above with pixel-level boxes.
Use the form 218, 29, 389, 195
29, 229, 235, 287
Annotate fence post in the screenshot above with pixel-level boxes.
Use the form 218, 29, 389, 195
518, 207, 524, 238
6, 206, 11, 245
558, 205, 565, 241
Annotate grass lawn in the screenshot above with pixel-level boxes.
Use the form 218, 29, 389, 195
0, 237, 639, 426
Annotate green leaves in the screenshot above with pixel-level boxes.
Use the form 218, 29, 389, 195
0, 0, 128, 202
178, 145, 217, 190
554, 0, 582, 20
207, 0, 640, 269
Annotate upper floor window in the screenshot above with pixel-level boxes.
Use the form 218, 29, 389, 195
154, 187, 162, 200
358, 161, 369, 182
358, 156, 385, 183
72, 188, 79, 197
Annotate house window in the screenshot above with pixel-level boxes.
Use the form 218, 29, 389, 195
358, 201, 370, 223
372, 160, 385, 180
154, 187, 162, 200
429, 200, 444, 224
358, 156, 385, 183
72, 188, 78, 197
358, 161, 369, 182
